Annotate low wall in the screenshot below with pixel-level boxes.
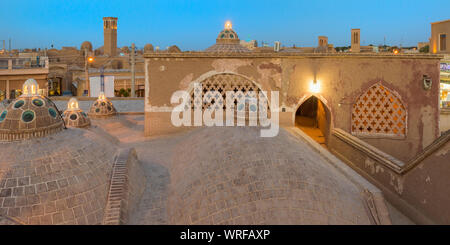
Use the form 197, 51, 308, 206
102, 148, 146, 225
329, 128, 450, 224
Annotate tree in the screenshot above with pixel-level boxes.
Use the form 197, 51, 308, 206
419, 45, 429, 53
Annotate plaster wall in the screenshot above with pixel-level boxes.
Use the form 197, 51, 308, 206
329, 128, 450, 224
431, 20, 450, 54
282, 57, 440, 161
144, 54, 441, 161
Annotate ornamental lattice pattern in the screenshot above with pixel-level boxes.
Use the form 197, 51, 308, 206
351, 83, 407, 137
190, 73, 269, 116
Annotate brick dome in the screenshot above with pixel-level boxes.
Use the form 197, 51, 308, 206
0, 79, 64, 141
167, 127, 380, 225
205, 22, 250, 53
88, 92, 117, 118
0, 128, 118, 224
63, 98, 90, 128
81, 41, 93, 52
144, 44, 154, 53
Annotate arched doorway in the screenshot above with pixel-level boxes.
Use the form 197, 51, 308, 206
295, 96, 331, 147
48, 77, 62, 96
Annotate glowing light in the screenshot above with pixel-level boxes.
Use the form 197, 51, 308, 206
224, 21, 232, 30
21, 79, 40, 97
88, 57, 94, 63
309, 80, 321, 93
393, 49, 399, 54
67, 98, 80, 111
98, 92, 106, 101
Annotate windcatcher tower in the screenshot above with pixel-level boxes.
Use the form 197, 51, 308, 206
351, 29, 361, 52
318, 36, 328, 48
103, 17, 118, 56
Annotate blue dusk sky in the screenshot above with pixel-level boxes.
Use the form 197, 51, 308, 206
1, 0, 449, 50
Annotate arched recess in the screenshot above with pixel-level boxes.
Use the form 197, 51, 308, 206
186, 72, 271, 124
351, 82, 407, 138
48, 76, 63, 96
294, 94, 332, 147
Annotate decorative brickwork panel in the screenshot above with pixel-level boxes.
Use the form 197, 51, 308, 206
190, 73, 269, 119
351, 83, 407, 137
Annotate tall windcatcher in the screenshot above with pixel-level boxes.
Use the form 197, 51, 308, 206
103, 17, 118, 56
351, 29, 360, 53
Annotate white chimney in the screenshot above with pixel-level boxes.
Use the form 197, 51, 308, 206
274, 41, 281, 52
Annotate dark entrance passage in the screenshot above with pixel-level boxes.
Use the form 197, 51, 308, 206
295, 96, 330, 148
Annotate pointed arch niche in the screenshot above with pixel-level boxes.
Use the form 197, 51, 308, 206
351, 82, 407, 138
294, 95, 332, 147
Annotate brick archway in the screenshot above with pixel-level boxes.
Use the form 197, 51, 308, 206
294, 95, 332, 147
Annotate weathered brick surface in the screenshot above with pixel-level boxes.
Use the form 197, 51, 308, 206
102, 148, 146, 225
0, 128, 117, 225
166, 127, 373, 225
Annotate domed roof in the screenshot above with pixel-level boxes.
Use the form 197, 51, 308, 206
0, 128, 118, 224
167, 127, 380, 224
217, 29, 240, 43
63, 98, 90, 128
205, 21, 250, 53
81, 41, 93, 52
0, 79, 64, 141
144, 44, 154, 53
89, 92, 117, 118
167, 45, 181, 53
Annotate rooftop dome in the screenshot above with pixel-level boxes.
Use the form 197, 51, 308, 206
144, 44, 154, 53
89, 92, 117, 118
0, 128, 118, 224
81, 41, 93, 52
167, 45, 181, 53
167, 127, 386, 225
63, 98, 90, 128
216, 21, 240, 43
0, 79, 64, 141
205, 21, 250, 53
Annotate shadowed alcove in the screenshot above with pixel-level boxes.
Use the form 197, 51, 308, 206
295, 96, 331, 147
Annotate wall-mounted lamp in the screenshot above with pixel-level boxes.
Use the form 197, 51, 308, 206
309, 79, 321, 93
423, 75, 432, 90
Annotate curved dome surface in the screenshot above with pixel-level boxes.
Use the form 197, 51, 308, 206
144, 44, 154, 53
0, 128, 117, 224
0, 94, 63, 141
63, 98, 90, 128
167, 127, 374, 225
89, 93, 117, 118
217, 29, 240, 42
205, 23, 250, 53
81, 41, 93, 52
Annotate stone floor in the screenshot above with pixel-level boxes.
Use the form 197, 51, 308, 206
295, 116, 326, 147
91, 115, 414, 225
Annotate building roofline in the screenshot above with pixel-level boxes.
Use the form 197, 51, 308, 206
431, 19, 450, 25
144, 52, 443, 59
